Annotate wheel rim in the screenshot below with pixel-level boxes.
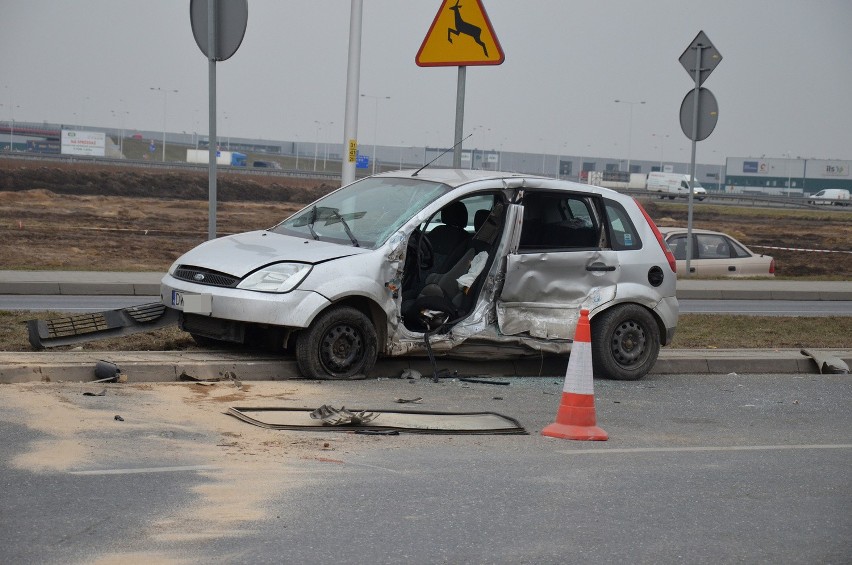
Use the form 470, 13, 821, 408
609, 319, 648, 367
319, 323, 364, 374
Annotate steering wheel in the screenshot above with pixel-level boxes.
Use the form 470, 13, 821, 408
414, 231, 434, 270
403, 230, 434, 289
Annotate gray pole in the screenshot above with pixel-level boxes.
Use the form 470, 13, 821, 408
685, 43, 702, 276
207, 0, 217, 240
453, 66, 466, 168
341, 0, 362, 187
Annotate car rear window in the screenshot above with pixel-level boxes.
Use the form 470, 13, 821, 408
604, 200, 642, 251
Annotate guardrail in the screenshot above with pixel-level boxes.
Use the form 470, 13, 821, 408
622, 188, 850, 210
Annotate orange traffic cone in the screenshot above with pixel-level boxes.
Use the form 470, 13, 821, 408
541, 308, 608, 441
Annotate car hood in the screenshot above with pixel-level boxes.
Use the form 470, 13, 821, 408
174, 230, 369, 277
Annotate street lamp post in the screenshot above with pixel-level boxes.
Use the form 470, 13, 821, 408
150, 87, 178, 161
651, 133, 669, 171
9, 104, 20, 152
314, 120, 334, 170
313, 120, 320, 171
614, 99, 645, 173
361, 94, 390, 174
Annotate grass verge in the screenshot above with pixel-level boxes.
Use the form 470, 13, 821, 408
2, 311, 850, 353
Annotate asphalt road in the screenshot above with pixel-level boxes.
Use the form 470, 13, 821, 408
1, 373, 849, 564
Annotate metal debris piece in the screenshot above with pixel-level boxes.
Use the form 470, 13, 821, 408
83, 389, 107, 397
395, 396, 423, 404
309, 405, 379, 426
459, 377, 510, 386
800, 349, 850, 374
399, 369, 422, 380
94, 360, 126, 383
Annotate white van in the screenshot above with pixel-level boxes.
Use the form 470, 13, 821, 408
806, 189, 850, 206
646, 172, 707, 201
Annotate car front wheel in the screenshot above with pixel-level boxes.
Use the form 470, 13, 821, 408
590, 304, 660, 381
296, 306, 378, 380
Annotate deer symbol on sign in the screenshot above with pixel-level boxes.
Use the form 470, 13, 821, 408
447, 0, 489, 57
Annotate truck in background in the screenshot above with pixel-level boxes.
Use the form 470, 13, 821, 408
645, 172, 707, 201
806, 188, 850, 206
586, 170, 646, 190
186, 149, 247, 167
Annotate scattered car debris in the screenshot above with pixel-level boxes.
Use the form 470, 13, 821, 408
355, 430, 400, 436
310, 405, 379, 426
459, 377, 510, 386
800, 349, 850, 374
82, 389, 107, 397
114, 415, 124, 422
94, 360, 126, 383
228, 406, 527, 435
27, 302, 178, 349
395, 396, 423, 404
179, 372, 222, 383
399, 369, 422, 380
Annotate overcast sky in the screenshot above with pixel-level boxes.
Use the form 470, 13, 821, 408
3, 0, 851, 163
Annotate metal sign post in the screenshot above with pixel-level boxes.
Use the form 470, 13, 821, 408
678, 31, 722, 275
190, 0, 247, 240
416, 0, 504, 168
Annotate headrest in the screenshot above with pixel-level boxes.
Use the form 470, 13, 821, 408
441, 201, 468, 229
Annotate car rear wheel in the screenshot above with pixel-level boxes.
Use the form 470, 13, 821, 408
295, 306, 378, 380
591, 304, 660, 381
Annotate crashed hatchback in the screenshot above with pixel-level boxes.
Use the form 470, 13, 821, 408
161, 169, 678, 381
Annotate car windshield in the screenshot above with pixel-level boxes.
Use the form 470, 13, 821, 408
271, 176, 452, 249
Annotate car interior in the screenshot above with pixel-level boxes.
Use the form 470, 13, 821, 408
401, 194, 505, 333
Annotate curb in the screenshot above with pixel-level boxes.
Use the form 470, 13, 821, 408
1, 349, 849, 385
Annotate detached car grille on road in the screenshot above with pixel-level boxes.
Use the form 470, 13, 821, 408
174, 266, 240, 288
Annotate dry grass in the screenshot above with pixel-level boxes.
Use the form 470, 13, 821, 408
4, 311, 849, 352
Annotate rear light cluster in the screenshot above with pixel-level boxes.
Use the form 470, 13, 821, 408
769, 258, 776, 274
634, 199, 677, 274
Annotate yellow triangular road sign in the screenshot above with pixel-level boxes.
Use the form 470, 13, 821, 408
416, 0, 504, 67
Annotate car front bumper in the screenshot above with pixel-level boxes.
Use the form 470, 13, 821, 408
160, 274, 331, 329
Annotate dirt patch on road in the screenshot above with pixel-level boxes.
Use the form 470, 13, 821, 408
0, 156, 850, 276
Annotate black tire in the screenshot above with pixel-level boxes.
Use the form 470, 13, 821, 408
295, 306, 377, 380
590, 304, 660, 381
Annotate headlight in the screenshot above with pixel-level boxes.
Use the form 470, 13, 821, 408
237, 263, 312, 293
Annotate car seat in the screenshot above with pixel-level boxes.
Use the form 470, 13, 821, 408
427, 201, 471, 272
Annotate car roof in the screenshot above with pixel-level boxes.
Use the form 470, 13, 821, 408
657, 227, 728, 237
373, 168, 539, 187
371, 168, 621, 198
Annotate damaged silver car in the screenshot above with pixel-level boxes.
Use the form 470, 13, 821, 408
160, 169, 678, 380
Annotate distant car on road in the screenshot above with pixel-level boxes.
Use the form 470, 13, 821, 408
659, 227, 775, 277
253, 160, 282, 169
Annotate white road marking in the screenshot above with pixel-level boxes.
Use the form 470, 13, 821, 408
556, 444, 852, 455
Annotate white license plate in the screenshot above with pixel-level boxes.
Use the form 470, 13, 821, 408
173, 291, 213, 314
171, 290, 185, 307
